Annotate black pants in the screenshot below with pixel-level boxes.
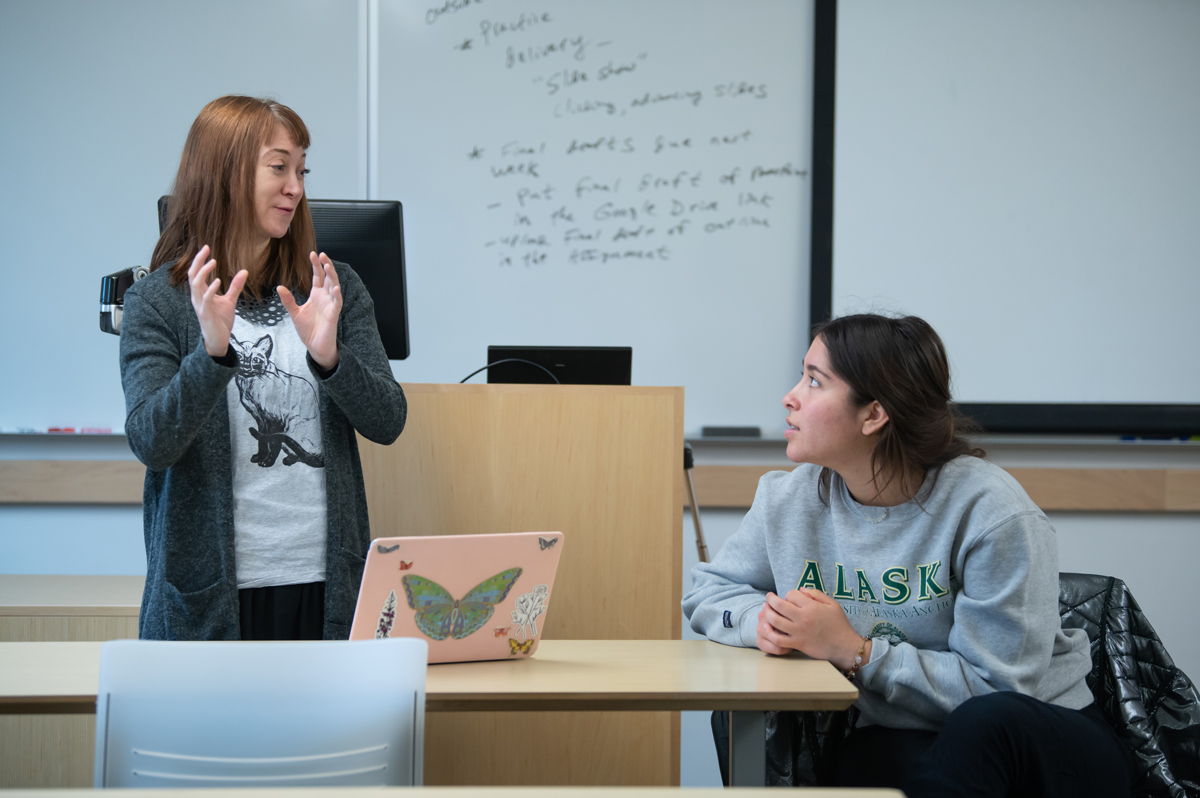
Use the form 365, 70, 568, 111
238, 581, 325, 640
713, 692, 1132, 796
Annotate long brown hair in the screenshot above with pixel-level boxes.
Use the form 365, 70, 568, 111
151, 96, 316, 297
811, 314, 985, 503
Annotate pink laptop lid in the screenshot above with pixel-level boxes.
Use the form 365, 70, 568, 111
349, 531, 564, 663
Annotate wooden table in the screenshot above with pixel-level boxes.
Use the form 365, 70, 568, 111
0, 638, 856, 787
0, 575, 142, 643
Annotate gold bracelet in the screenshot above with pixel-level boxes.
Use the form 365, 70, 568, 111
844, 635, 870, 681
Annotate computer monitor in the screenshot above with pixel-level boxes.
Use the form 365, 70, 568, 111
305, 199, 409, 361
118, 197, 412, 360
485, 346, 632, 385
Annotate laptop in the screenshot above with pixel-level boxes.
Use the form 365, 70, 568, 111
349, 531, 564, 663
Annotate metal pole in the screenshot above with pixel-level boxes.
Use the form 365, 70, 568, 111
683, 444, 710, 563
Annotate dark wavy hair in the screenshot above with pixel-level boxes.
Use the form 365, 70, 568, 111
811, 313, 985, 503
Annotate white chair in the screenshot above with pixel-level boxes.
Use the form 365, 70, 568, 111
94, 638, 427, 788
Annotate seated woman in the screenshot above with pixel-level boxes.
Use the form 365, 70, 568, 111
682, 314, 1130, 796
120, 96, 406, 641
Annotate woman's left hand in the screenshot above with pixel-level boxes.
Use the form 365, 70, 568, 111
278, 252, 342, 370
761, 588, 869, 671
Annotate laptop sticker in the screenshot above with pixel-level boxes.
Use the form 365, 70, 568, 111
376, 543, 400, 554
509, 638, 535, 655
538, 536, 558, 550
511, 584, 550, 639
401, 568, 523, 641
398, 560, 413, 570
376, 590, 398, 638
494, 627, 510, 636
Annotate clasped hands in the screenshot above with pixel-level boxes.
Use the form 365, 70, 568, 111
187, 245, 342, 370
757, 587, 871, 672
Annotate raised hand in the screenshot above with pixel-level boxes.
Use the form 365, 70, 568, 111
187, 245, 248, 358
277, 251, 342, 370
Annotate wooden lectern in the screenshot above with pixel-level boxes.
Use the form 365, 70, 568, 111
358, 383, 685, 786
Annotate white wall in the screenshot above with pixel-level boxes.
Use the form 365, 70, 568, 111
833, 0, 1200, 405
0, 0, 364, 434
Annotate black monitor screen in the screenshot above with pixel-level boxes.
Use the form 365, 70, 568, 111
486, 346, 632, 385
157, 196, 410, 360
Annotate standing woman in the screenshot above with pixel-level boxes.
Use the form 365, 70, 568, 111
120, 96, 406, 641
682, 314, 1131, 795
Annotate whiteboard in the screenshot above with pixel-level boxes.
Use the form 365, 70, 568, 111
0, 0, 363, 433
375, 0, 814, 434
833, 0, 1200, 406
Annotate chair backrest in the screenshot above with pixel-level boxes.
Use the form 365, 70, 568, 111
1058, 572, 1200, 797
94, 638, 427, 788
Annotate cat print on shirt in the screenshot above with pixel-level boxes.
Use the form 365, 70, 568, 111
229, 334, 324, 468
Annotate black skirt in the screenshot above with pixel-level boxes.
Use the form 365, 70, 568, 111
238, 581, 325, 640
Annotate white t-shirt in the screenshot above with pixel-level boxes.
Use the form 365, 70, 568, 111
225, 294, 327, 589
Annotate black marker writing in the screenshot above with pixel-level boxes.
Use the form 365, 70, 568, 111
566, 136, 634, 155
575, 176, 620, 197
750, 163, 807, 181
713, 82, 768, 99
506, 35, 588, 68
630, 89, 702, 109
553, 98, 618, 118
515, 184, 555, 206
568, 246, 671, 264
479, 12, 552, 46
638, 171, 702, 191
594, 201, 656, 221
427, 0, 484, 26
491, 161, 541, 178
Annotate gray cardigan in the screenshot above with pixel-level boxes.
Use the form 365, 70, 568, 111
119, 262, 406, 640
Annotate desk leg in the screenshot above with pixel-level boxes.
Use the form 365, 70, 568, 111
728, 710, 766, 787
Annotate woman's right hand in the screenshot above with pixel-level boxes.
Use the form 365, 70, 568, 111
187, 245, 248, 357
757, 597, 795, 656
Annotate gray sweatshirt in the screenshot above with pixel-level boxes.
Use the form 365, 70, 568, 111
682, 456, 1094, 730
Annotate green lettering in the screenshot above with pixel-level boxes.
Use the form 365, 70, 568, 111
855, 569, 879, 603
833, 563, 854, 599
917, 561, 949, 601
881, 567, 910, 605
796, 560, 825, 593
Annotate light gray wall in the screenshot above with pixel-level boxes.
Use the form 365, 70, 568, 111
0, 0, 364, 434
834, 0, 1200, 405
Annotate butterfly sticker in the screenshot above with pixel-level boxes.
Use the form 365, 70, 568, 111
376, 590, 397, 639
376, 543, 400, 554
398, 560, 413, 571
401, 568, 522, 641
538, 536, 558, 550
509, 638, 535, 655
494, 627, 510, 637
510, 584, 550, 640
